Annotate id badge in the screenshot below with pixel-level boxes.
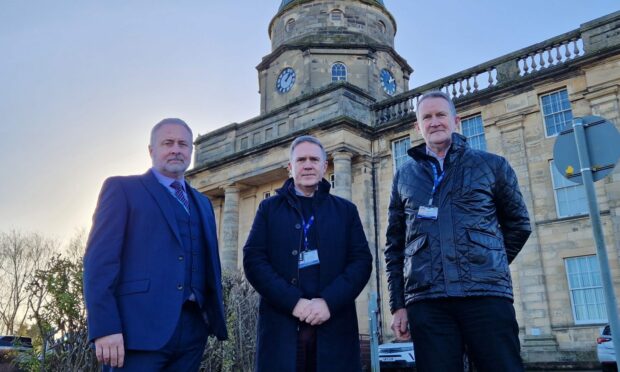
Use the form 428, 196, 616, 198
417, 206, 438, 220
299, 249, 320, 268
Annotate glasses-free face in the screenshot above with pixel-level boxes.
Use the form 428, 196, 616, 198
417, 97, 460, 154
288, 142, 328, 195
149, 123, 193, 179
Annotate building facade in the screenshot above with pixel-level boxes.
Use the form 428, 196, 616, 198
187, 1, 620, 366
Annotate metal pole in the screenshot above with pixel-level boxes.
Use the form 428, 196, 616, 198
573, 118, 620, 368
369, 292, 380, 372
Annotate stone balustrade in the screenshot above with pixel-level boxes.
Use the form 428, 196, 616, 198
371, 11, 620, 126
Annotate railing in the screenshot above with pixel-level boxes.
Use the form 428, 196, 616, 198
373, 28, 586, 126
518, 36, 584, 76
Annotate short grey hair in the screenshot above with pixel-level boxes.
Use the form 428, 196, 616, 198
150, 118, 193, 146
289, 135, 327, 161
417, 91, 457, 117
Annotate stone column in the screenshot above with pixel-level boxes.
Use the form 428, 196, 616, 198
352, 157, 378, 335
221, 184, 240, 271
332, 151, 353, 201
495, 116, 558, 355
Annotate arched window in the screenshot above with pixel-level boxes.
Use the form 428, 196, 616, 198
330, 9, 343, 21
285, 18, 296, 32
377, 21, 386, 33
331, 62, 347, 82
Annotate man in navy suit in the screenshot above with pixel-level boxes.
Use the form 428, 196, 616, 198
83, 118, 227, 371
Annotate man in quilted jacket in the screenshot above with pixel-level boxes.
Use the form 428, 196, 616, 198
385, 91, 531, 372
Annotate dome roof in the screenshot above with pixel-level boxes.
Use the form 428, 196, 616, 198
278, 0, 385, 11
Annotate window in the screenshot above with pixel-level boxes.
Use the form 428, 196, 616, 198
376, 20, 386, 33
550, 161, 587, 218
392, 137, 411, 173
541, 89, 573, 137
461, 115, 487, 151
565, 255, 607, 324
329, 173, 335, 189
263, 191, 271, 200
331, 63, 347, 82
330, 9, 343, 21
285, 19, 296, 32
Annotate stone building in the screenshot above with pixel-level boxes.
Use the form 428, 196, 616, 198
187, 0, 620, 366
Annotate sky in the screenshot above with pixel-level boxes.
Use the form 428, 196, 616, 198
1, 1, 618, 244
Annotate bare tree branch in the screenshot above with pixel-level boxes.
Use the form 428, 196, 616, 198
0, 230, 56, 335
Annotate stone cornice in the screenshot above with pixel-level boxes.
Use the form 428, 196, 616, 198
194, 82, 375, 145
583, 84, 620, 102
188, 115, 373, 176
256, 42, 412, 73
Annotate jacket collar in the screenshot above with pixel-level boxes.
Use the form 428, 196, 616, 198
276, 178, 331, 205
408, 133, 468, 162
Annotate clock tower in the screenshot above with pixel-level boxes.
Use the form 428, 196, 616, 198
258, 0, 412, 114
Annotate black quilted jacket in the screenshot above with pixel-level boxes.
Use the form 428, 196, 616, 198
385, 133, 531, 312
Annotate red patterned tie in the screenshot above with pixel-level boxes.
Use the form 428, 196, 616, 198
170, 181, 189, 213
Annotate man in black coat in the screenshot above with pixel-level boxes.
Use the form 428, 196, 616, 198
385, 91, 532, 372
243, 135, 372, 372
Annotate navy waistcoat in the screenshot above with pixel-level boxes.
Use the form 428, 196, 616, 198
168, 190, 210, 308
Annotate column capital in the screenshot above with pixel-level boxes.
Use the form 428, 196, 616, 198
222, 184, 240, 193
331, 150, 354, 161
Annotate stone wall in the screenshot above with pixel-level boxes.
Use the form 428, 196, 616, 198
269, 0, 396, 50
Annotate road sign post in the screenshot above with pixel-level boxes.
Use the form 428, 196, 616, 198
554, 116, 620, 369
368, 292, 380, 372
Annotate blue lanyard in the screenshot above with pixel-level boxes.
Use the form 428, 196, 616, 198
301, 216, 315, 252
428, 163, 444, 206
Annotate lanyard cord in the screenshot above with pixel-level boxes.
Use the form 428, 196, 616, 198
301, 215, 315, 252
428, 163, 444, 206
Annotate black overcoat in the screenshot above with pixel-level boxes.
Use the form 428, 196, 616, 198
243, 178, 372, 372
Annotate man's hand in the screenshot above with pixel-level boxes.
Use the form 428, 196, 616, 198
391, 308, 411, 341
94, 333, 125, 367
292, 298, 312, 320
302, 298, 331, 326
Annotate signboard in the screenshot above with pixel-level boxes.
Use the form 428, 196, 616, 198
553, 115, 620, 184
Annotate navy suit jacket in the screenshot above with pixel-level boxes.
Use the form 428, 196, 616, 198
83, 170, 227, 350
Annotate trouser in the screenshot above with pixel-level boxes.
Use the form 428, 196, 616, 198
296, 322, 317, 372
104, 301, 208, 372
407, 296, 523, 372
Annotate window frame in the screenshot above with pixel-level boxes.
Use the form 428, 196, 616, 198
329, 173, 335, 189
285, 18, 296, 32
331, 62, 347, 82
564, 255, 608, 325
376, 20, 386, 33
330, 9, 343, 21
460, 114, 487, 151
391, 136, 411, 174
549, 160, 588, 218
540, 88, 573, 138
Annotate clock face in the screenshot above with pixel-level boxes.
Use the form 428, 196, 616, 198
380, 69, 396, 95
276, 67, 296, 93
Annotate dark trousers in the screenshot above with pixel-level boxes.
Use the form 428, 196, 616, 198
296, 323, 317, 372
104, 301, 208, 372
407, 296, 523, 372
